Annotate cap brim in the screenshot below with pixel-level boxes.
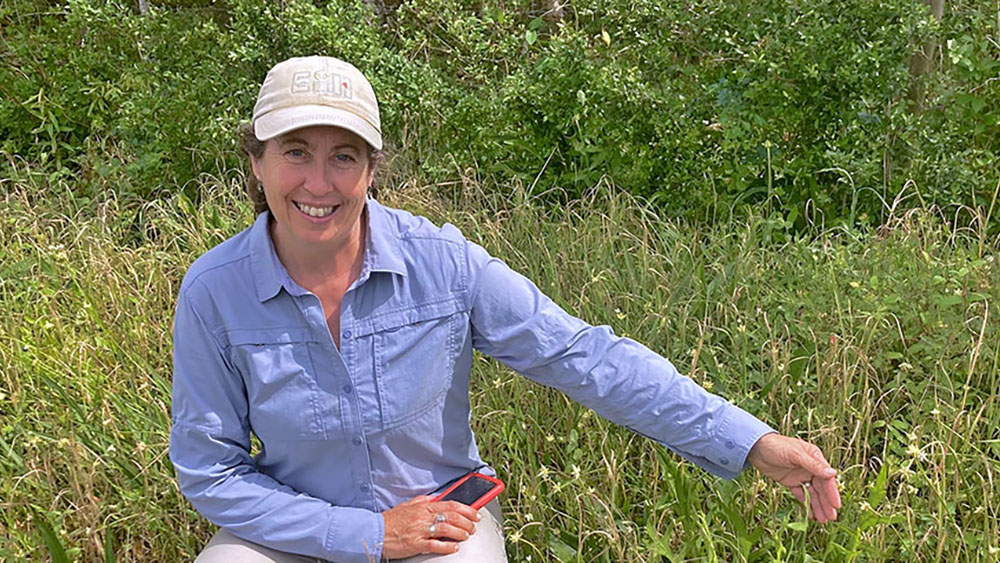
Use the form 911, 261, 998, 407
254, 105, 382, 150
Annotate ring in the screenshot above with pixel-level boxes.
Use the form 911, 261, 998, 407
435, 513, 447, 523
428, 523, 437, 535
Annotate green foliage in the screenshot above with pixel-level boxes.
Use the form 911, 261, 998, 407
905, 0, 1000, 220
3, 0, 999, 227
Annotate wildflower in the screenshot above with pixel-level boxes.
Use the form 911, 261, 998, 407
545, 434, 555, 443
571, 464, 581, 479
931, 407, 940, 416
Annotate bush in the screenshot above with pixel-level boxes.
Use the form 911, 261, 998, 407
1, 0, 997, 229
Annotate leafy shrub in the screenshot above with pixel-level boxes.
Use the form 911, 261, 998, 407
1, 0, 997, 229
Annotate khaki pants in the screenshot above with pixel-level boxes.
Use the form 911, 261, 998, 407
194, 500, 506, 563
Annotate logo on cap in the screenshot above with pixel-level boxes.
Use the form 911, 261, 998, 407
291, 71, 353, 98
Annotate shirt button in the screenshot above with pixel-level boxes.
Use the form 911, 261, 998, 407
342, 330, 352, 339
720, 458, 729, 465
342, 384, 353, 394
726, 440, 735, 449
360, 483, 371, 493
352, 436, 363, 446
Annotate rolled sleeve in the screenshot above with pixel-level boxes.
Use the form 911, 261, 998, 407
170, 283, 384, 562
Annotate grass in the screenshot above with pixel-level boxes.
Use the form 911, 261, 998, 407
1, 158, 998, 561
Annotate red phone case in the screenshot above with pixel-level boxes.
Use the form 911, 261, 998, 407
432, 472, 505, 510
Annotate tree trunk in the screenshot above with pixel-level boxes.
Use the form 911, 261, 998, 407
907, 0, 946, 111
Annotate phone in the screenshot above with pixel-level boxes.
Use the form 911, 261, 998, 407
432, 472, 505, 510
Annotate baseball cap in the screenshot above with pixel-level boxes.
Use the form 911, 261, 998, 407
252, 56, 383, 150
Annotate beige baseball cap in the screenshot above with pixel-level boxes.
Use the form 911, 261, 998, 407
252, 56, 382, 150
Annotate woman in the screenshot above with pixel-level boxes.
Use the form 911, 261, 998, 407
170, 56, 841, 563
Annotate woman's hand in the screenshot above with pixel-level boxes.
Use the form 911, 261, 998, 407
747, 433, 842, 523
381, 495, 482, 559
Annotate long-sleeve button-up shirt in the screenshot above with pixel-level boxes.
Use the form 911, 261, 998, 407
169, 199, 775, 563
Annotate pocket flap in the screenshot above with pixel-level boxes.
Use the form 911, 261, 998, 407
353, 297, 467, 337
225, 327, 318, 347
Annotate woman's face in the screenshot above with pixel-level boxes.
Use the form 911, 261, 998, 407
250, 125, 373, 255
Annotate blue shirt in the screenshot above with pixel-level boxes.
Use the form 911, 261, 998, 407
169, 199, 774, 562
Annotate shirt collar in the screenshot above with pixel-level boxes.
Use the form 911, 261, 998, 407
249, 199, 407, 303
249, 211, 285, 302
364, 198, 408, 278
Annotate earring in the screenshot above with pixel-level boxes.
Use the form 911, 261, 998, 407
257, 184, 264, 192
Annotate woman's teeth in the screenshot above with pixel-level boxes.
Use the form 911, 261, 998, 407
297, 203, 335, 217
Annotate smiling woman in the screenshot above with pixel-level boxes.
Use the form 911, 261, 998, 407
169, 56, 840, 563
251, 126, 371, 269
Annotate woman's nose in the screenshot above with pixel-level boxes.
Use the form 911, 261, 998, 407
303, 161, 336, 194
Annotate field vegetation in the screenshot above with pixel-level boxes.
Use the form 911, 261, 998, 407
2, 0, 999, 561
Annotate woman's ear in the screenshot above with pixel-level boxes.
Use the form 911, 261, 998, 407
249, 155, 262, 183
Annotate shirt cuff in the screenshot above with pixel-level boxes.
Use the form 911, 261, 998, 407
701, 403, 776, 479
323, 506, 385, 563
705, 404, 776, 479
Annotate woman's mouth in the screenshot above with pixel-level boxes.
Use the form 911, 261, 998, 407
294, 202, 337, 218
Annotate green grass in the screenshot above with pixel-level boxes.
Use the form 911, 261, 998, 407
1, 160, 998, 561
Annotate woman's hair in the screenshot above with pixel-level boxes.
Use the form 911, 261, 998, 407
238, 123, 384, 215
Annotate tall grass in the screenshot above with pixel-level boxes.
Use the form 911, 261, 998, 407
1, 161, 998, 561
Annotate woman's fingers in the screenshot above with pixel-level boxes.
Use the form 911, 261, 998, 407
808, 485, 828, 522
799, 478, 840, 523
430, 522, 474, 542
423, 538, 463, 555
440, 500, 482, 525
816, 475, 842, 510
382, 499, 485, 559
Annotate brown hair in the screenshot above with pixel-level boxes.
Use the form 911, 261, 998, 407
238, 123, 384, 215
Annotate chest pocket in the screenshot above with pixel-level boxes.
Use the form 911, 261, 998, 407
362, 299, 466, 431
227, 327, 325, 440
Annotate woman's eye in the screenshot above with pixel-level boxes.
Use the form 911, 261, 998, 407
335, 153, 356, 163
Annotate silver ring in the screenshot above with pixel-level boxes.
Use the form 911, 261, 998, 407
435, 513, 447, 523
428, 523, 437, 535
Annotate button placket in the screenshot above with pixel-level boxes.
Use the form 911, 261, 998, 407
340, 293, 378, 510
